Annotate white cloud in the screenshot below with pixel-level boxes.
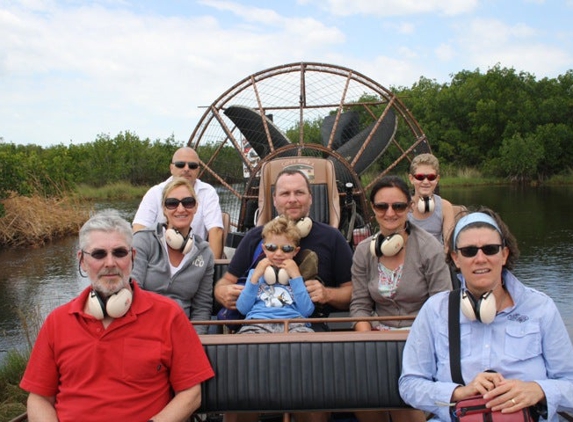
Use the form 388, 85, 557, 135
454, 18, 571, 77
0, 1, 346, 145
0, 0, 571, 146
397, 22, 415, 34
435, 43, 455, 61
304, 0, 478, 17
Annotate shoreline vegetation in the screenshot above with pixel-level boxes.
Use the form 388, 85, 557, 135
2, 173, 573, 249
0, 182, 148, 249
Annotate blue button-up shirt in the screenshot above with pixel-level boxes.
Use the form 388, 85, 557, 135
399, 270, 573, 421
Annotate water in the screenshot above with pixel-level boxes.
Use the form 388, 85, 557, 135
0, 200, 139, 358
1, 186, 572, 364
443, 184, 573, 341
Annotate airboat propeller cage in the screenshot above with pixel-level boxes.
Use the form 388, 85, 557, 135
187, 62, 431, 236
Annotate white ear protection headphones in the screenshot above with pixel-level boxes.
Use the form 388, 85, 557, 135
87, 289, 133, 320
295, 217, 312, 238
460, 289, 497, 324
264, 265, 290, 285
417, 196, 435, 213
165, 228, 194, 254
370, 222, 410, 258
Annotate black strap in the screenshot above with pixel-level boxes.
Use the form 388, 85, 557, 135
448, 289, 465, 385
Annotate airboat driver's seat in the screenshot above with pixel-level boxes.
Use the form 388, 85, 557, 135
255, 157, 341, 228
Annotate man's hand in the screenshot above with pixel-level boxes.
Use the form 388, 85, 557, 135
305, 279, 329, 305
214, 273, 244, 309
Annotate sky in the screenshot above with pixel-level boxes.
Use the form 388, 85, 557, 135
1, 0, 572, 147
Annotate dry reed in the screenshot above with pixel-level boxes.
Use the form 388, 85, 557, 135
0, 193, 92, 248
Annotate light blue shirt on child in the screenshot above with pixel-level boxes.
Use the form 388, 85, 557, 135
236, 269, 314, 320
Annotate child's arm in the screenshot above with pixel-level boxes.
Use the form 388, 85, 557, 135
236, 269, 261, 315
283, 259, 314, 317
251, 258, 272, 283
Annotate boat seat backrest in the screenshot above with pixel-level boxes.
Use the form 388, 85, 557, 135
198, 332, 409, 413
256, 157, 340, 228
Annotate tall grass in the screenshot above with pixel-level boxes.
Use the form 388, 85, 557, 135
0, 307, 43, 421
0, 349, 29, 421
75, 182, 148, 200
0, 193, 91, 248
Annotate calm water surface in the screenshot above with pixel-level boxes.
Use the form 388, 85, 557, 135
1, 187, 572, 362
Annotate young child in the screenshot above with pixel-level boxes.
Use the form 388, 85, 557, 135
235, 216, 315, 333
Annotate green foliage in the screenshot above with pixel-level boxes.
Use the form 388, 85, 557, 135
196, 143, 244, 184
0, 132, 184, 198
285, 116, 323, 145
397, 66, 573, 181
496, 133, 545, 181
0, 349, 29, 386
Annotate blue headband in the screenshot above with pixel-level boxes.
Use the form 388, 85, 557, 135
453, 212, 502, 246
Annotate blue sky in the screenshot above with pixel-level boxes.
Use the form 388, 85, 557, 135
1, 0, 572, 147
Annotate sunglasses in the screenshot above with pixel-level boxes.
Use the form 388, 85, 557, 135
372, 202, 409, 212
164, 197, 197, 210
172, 161, 199, 170
83, 247, 131, 260
412, 173, 438, 181
456, 244, 503, 258
264, 243, 296, 253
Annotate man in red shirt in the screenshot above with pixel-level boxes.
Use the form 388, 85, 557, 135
20, 209, 214, 422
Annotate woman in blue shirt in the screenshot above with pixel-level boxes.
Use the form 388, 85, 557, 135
399, 207, 573, 421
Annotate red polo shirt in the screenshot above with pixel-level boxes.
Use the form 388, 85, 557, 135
20, 281, 214, 422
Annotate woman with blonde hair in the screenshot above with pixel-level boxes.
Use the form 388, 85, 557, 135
132, 177, 214, 334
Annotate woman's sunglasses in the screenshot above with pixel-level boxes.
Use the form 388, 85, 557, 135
264, 243, 296, 253
83, 247, 131, 260
412, 173, 437, 181
164, 197, 197, 210
456, 244, 503, 258
372, 202, 409, 212
172, 161, 199, 170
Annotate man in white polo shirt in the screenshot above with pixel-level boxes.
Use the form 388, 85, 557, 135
132, 146, 224, 258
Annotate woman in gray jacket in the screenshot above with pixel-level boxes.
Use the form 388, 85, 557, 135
132, 177, 214, 334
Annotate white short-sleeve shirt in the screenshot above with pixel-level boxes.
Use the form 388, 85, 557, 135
132, 177, 223, 239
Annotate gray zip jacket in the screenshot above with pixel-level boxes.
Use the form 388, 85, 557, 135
132, 223, 214, 334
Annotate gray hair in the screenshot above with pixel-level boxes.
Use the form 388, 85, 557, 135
79, 209, 133, 251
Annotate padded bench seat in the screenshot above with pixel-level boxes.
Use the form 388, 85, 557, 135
197, 329, 409, 413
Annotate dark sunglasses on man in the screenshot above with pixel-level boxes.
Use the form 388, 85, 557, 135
172, 161, 199, 170
82, 247, 131, 260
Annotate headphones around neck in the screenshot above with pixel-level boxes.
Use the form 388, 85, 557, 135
460, 289, 497, 324
264, 265, 290, 285
417, 196, 435, 213
370, 222, 411, 258
295, 217, 312, 238
165, 227, 194, 254
87, 288, 132, 320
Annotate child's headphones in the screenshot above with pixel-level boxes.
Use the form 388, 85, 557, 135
264, 265, 290, 285
460, 289, 497, 324
87, 288, 132, 320
165, 228, 194, 254
295, 217, 312, 238
370, 222, 410, 258
417, 196, 435, 213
